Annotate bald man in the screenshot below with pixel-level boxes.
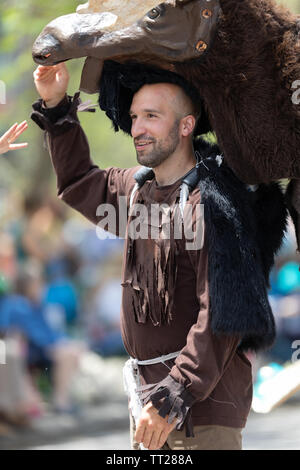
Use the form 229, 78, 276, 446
129, 82, 198, 184
31, 63, 252, 450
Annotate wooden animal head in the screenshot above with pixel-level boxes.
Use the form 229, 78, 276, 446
32, 0, 220, 92
32, 0, 300, 252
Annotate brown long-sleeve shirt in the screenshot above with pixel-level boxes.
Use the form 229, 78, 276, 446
31, 93, 253, 431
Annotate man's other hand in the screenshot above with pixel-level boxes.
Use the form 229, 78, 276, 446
135, 401, 177, 450
33, 63, 69, 108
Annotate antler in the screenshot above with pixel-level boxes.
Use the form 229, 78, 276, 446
77, 1, 102, 14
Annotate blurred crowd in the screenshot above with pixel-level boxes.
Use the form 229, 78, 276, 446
265, 218, 300, 365
0, 188, 299, 437
0, 190, 125, 435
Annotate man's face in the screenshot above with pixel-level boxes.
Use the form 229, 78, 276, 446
130, 83, 183, 168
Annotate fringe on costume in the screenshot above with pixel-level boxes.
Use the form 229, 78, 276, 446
122, 195, 180, 327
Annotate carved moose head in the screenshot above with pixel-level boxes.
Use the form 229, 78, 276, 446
32, 0, 220, 92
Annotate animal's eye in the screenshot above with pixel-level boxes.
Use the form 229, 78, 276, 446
147, 8, 160, 19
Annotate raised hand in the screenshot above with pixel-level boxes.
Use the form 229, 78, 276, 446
0, 121, 28, 155
33, 63, 70, 108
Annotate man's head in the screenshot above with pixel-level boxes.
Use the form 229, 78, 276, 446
130, 82, 198, 167
98, 60, 211, 153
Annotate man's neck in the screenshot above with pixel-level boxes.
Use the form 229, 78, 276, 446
153, 149, 196, 186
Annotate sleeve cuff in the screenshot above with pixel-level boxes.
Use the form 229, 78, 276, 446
40, 94, 72, 123
140, 374, 196, 437
31, 92, 81, 136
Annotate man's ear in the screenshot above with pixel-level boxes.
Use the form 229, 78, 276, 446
181, 115, 196, 137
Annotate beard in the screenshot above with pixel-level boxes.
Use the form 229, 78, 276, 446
135, 119, 180, 168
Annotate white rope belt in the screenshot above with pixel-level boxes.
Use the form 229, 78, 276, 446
123, 350, 180, 450
133, 350, 181, 366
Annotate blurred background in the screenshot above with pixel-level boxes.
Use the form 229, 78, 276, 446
0, 0, 299, 450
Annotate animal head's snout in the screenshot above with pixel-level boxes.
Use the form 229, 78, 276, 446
32, 33, 61, 64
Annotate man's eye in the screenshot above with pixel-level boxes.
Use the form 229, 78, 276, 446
147, 113, 156, 118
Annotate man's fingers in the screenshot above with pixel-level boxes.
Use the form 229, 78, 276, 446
35, 64, 57, 73
148, 430, 163, 450
141, 427, 154, 449
35, 63, 66, 75
35, 67, 57, 82
157, 429, 170, 449
149, 422, 175, 449
34, 64, 58, 78
135, 419, 155, 449
134, 420, 146, 445
36, 65, 52, 71
34, 65, 49, 76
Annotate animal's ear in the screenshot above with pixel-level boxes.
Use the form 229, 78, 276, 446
80, 57, 104, 94
77, 1, 100, 14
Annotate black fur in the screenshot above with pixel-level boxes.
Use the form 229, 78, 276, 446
194, 139, 289, 351
98, 60, 211, 136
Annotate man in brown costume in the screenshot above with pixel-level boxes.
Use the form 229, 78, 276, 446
31, 56, 287, 450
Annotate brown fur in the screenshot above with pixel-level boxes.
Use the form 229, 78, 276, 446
175, 0, 300, 184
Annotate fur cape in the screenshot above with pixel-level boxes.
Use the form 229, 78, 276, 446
193, 138, 288, 351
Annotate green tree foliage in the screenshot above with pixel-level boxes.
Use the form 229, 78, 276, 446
283, 0, 300, 13
0, 0, 135, 196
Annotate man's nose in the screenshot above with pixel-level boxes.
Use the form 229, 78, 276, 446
131, 118, 147, 139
